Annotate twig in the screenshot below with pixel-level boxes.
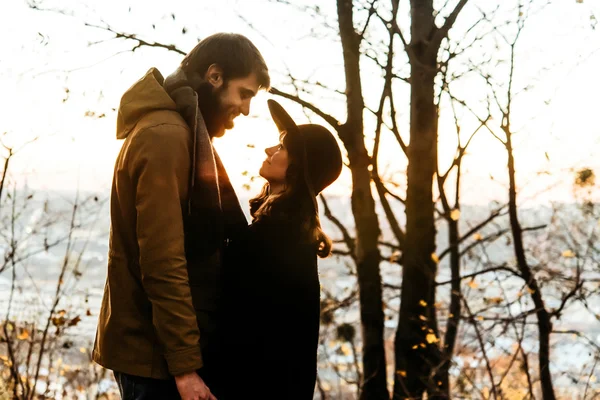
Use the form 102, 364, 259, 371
462, 296, 499, 399
269, 87, 341, 130
320, 195, 357, 262
84, 23, 186, 55
29, 190, 80, 399
436, 265, 518, 286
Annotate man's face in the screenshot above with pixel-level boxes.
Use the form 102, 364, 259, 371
207, 72, 260, 138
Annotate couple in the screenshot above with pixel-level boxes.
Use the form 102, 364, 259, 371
92, 33, 342, 400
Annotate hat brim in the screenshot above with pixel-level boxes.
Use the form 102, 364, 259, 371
267, 99, 299, 136
266, 99, 319, 211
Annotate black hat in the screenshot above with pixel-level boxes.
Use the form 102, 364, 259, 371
267, 99, 343, 203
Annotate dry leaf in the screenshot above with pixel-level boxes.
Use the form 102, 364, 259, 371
397, 370, 407, 377
340, 343, 351, 356
431, 253, 439, 264
426, 333, 439, 344
17, 330, 30, 341
562, 250, 575, 258
468, 280, 479, 289
487, 297, 503, 305
473, 233, 483, 241
419, 300, 427, 307
527, 287, 535, 294
450, 209, 461, 221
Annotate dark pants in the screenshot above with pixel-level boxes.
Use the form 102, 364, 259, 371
114, 372, 180, 400
113, 315, 223, 399
114, 367, 222, 400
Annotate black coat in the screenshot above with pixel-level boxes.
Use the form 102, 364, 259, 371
220, 216, 321, 399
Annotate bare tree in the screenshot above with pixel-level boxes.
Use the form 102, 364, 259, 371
22, 1, 600, 398
0, 130, 108, 399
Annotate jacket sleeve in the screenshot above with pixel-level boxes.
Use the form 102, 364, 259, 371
129, 123, 203, 376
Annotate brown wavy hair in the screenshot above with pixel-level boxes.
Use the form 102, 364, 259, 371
181, 33, 270, 89
249, 136, 333, 258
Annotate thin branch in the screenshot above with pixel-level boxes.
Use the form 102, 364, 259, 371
436, 265, 519, 286
320, 194, 356, 262
358, 0, 378, 40
549, 280, 584, 320
458, 228, 511, 260
29, 191, 80, 398
269, 87, 341, 130
583, 355, 599, 400
84, 23, 186, 54
389, 93, 408, 155
434, 0, 470, 46
437, 206, 507, 261
380, 180, 406, 204
462, 295, 499, 399
520, 343, 536, 400
371, 0, 405, 251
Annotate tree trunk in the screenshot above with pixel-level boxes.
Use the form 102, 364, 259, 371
506, 132, 556, 400
337, 0, 389, 398
438, 215, 460, 398
394, 0, 442, 398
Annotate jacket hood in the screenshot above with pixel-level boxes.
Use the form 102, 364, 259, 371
116, 68, 177, 139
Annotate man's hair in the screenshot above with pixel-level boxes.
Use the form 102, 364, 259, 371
181, 32, 270, 89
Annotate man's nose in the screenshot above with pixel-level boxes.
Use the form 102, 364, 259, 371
240, 100, 251, 116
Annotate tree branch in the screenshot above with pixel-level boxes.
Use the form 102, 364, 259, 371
434, 0, 470, 46
436, 265, 519, 286
320, 194, 356, 262
269, 87, 341, 130
438, 206, 507, 261
84, 23, 186, 55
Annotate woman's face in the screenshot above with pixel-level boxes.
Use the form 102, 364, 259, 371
259, 133, 290, 186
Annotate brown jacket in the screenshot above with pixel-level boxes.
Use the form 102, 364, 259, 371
92, 68, 246, 379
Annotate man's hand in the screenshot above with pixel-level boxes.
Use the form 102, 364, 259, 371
175, 372, 216, 400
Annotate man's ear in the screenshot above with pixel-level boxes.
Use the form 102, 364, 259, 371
205, 64, 224, 89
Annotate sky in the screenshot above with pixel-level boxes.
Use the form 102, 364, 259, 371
1, 0, 600, 205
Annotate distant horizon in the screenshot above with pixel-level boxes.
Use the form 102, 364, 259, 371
2, 0, 599, 206
6, 184, 593, 211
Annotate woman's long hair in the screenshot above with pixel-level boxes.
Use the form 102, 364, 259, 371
250, 140, 333, 258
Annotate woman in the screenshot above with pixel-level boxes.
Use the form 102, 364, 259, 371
220, 100, 343, 399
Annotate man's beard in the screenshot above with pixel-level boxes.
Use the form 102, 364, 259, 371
196, 82, 229, 138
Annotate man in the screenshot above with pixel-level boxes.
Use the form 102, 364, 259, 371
93, 33, 270, 400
